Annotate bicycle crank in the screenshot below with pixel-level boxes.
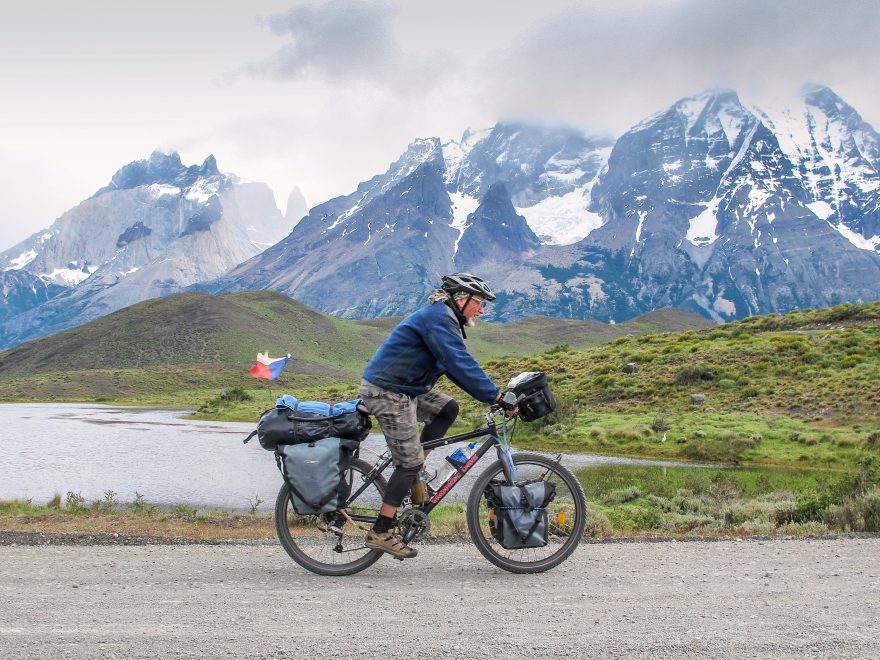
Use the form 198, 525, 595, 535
398, 508, 431, 543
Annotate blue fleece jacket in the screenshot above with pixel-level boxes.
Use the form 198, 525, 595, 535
363, 302, 500, 403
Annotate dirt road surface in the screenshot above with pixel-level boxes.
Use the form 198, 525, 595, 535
1, 537, 878, 658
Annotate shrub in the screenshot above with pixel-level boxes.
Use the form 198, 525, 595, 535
675, 365, 716, 385
584, 508, 613, 538
826, 488, 880, 532
650, 416, 669, 433
602, 486, 641, 505
65, 491, 87, 512
860, 432, 880, 452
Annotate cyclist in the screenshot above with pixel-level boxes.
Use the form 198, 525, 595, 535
359, 273, 508, 558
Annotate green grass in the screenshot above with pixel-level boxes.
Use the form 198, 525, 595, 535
576, 455, 880, 535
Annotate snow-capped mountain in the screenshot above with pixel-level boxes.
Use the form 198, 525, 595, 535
207, 123, 614, 314
208, 86, 880, 324
0, 151, 288, 348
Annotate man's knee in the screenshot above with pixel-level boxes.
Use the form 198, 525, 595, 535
438, 399, 459, 423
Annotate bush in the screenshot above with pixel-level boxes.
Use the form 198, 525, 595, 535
602, 486, 641, 505
675, 365, 716, 385
826, 488, 880, 532
584, 508, 613, 538
65, 491, 87, 512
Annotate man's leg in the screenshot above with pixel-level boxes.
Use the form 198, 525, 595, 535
358, 380, 423, 558
416, 390, 459, 463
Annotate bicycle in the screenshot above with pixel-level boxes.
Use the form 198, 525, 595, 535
273, 402, 588, 576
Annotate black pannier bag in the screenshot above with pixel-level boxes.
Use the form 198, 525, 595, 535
275, 438, 359, 515
485, 480, 557, 549
254, 395, 371, 451
507, 372, 556, 422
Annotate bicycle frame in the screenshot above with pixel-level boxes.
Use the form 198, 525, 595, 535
344, 409, 519, 525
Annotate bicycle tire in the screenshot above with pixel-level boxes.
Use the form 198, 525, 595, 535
275, 457, 387, 576
465, 452, 587, 574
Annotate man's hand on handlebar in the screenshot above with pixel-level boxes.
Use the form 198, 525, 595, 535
495, 391, 519, 417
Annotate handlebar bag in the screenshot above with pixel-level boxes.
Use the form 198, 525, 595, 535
255, 395, 371, 450
484, 480, 557, 549
275, 437, 359, 515
507, 372, 556, 422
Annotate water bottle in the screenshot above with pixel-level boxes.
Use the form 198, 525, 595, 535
435, 442, 477, 487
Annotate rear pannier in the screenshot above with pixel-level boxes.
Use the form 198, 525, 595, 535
275, 438, 359, 515
255, 395, 371, 451
507, 372, 556, 422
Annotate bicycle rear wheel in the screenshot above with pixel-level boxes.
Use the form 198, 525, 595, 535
275, 457, 387, 576
466, 452, 587, 574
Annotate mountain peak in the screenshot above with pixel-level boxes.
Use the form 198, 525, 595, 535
200, 154, 219, 176
94, 151, 224, 197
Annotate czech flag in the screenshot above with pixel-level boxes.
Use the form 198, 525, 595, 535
249, 352, 290, 380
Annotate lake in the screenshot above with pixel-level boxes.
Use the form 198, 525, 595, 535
1, 403, 720, 511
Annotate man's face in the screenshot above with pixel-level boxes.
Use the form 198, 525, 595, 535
458, 295, 486, 326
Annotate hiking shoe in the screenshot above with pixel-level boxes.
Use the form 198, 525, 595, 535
365, 529, 418, 559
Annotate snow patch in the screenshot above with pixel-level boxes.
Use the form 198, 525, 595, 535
41, 265, 93, 286
185, 179, 219, 203
686, 200, 721, 247
516, 187, 604, 245
449, 192, 479, 257
150, 183, 181, 198
4, 250, 37, 270
807, 201, 834, 220
834, 223, 880, 251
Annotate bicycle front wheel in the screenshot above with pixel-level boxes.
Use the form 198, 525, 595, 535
275, 457, 387, 576
466, 452, 587, 574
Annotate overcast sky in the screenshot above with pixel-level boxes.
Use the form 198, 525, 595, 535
2, 0, 878, 251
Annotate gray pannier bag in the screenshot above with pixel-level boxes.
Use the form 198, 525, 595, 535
275, 438, 360, 515
485, 480, 557, 549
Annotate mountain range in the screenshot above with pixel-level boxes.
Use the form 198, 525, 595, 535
2, 84, 879, 349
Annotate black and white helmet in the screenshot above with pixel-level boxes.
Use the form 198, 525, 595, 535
440, 273, 496, 301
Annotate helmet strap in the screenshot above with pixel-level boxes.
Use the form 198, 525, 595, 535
444, 297, 469, 339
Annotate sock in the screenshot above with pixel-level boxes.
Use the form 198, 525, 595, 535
372, 514, 395, 534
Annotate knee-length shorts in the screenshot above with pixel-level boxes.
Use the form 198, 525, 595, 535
359, 379, 453, 469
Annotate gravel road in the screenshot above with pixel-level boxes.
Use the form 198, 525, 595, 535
1, 537, 878, 659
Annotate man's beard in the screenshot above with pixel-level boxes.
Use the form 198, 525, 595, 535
465, 317, 476, 327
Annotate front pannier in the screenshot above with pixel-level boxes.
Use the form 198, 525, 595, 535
275, 438, 359, 515
485, 480, 557, 549
255, 395, 371, 451
507, 372, 556, 422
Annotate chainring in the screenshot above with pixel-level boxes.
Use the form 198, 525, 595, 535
398, 508, 431, 543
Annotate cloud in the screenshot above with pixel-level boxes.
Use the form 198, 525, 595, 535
249, 0, 400, 82
483, 0, 880, 134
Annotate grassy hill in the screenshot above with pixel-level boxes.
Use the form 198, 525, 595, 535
0, 291, 710, 404
472, 302, 880, 468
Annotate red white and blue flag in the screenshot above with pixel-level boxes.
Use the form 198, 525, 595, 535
249, 352, 290, 380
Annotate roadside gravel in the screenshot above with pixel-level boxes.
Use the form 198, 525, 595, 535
1, 537, 878, 658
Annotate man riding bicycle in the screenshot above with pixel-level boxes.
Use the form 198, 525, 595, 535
359, 272, 509, 559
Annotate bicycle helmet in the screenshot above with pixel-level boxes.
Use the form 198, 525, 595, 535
440, 273, 496, 301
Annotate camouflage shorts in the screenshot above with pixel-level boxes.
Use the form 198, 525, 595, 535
359, 379, 453, 469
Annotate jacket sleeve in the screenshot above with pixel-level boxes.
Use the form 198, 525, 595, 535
422, 310, 500, 404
